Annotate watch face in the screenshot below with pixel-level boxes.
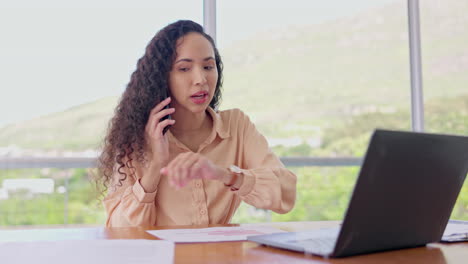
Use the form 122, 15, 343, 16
229, 165, 242, 174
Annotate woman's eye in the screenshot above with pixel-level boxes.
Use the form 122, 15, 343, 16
179, 67, 189, 72
204, 66, 214, 70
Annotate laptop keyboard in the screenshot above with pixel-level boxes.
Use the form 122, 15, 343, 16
285, 228, 339, 256
289, 236, 337, 255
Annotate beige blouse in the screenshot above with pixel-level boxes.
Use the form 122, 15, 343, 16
103, 107, 297, 227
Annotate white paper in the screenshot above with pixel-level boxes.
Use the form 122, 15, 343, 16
443, 220, 468, 240
147, 226, 285, 243
0, 239, 174, 264
0, 228, 103, 242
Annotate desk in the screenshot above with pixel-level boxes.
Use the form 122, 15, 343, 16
1, 221, 467, 264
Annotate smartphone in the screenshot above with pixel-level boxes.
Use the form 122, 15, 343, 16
160, 88, 172, 135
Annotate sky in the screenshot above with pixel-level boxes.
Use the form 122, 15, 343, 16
0, 0, 397, 127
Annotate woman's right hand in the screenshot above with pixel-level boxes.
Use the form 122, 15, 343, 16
144, 97, 176, 168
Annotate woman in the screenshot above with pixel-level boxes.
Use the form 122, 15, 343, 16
98, 20, 297, 227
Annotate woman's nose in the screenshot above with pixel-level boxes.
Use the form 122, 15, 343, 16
193, 67, 207, 86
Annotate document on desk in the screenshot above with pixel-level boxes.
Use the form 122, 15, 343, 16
442, 219, 468, 242
147, 226, 285, 243
0, 239, 174, 264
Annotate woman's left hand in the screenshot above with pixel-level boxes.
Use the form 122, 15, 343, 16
160, 152, 227, 189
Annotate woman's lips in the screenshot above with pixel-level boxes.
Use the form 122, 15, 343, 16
190, 92, 208, 104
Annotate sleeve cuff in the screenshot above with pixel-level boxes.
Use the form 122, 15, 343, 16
132, 179, 157, 203
236, 169, 256, 196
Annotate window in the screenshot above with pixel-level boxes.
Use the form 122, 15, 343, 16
420, 0, 468, 136
218, 0, 412, 222
218, 0, 410, 158
420, 0, 468, 220
0, 0, 202, 227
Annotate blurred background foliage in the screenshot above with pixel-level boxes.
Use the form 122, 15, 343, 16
1, 95, 467, 226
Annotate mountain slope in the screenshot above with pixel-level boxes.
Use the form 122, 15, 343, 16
0, 97, 117, 150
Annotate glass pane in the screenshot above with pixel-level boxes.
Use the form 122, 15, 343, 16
218, 0, 411, 158
232, 166, 359, 223
0, 0, 202, 132
420, 0, 468, 136
0, 168, 105, 227
0, 1, 201, 227
232, 165, 468, 223
420, 0, 468, 222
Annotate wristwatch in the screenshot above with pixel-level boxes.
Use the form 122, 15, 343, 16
225, 165, 242, 191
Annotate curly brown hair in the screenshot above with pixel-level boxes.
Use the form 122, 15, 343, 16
96, 20, 224, 193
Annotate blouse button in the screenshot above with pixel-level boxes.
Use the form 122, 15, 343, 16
200, 209, 206, 215
195, 181, 202, 188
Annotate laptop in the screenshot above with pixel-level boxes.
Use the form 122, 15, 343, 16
247, 129, 468, 258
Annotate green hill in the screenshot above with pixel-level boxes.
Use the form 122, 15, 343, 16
0, 0, 467, 151
0, 97, 117, 150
